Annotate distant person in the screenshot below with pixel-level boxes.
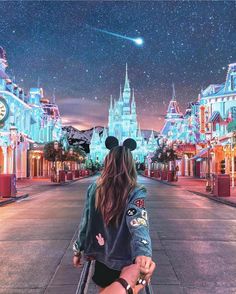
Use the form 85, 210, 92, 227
175, 165, 179, 181
73, 136, 154, 293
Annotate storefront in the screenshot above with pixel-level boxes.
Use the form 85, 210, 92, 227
0, 47, 63, 179
175, 144, 196, 176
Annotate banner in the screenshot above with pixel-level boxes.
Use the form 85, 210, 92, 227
200, 105, 206, 134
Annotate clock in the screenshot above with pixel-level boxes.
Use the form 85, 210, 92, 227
0, 97, 9, 123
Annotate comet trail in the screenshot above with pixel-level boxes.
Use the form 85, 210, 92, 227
88, 26, 144, 46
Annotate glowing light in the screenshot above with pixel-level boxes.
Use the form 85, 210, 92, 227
135, 38, 143, 45
88, 26, 144, 47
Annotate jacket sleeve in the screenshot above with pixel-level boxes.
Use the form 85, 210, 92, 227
73, 183, 94, 253
126, 188, 152, 261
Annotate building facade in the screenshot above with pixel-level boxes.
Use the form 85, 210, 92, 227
160, 63, 236, 181
0, 47, 63, 178
160, 84, 201, 176
197, 63, 236, 180
90, 65, 158, 163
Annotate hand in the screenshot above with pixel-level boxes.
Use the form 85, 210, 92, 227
144, 260, 156, 283
135, 256, 152, 275
73, 254, 82, 268
120, 264, 140, 288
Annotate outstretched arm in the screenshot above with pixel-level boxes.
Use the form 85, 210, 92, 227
126, 189, 152, 274
73, 183, 94, 266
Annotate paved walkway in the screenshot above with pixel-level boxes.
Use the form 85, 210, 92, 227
144, 174, 236, 206
0, 175, 236, 293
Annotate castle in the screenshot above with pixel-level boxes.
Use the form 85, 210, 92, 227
89, 65, 158, 163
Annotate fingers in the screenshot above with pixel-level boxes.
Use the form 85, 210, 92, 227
73, 256, 82, 268
135, 256, 152, 274
144, 261, 156, 282
133, 284, 145, 294
144, 257, 152, 273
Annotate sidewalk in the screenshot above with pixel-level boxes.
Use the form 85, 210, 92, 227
141, 172, 236, 207
0, 173, 96, 207
176, 176, 236, 207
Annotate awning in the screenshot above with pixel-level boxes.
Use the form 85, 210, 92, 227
208, 111, 222, 123
191, 147, 211, 160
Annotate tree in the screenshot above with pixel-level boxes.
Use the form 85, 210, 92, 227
66, 146, 86, 162
44, 142, 57, 162
227, 120, 236, 133
152, 147, 177, 164
44, 141, 66, 162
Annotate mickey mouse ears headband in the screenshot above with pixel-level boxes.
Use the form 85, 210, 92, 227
105, 136, 137, 151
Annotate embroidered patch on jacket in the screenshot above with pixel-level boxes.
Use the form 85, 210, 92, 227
127, 208, 137, 216
141, 239, 149, 245
96, 233, 105, 246
130, 218, 147, 227
137, 217, 147, 226
134, 198, 145, 208
141, 210, 148, 220
130, 219, 140, 227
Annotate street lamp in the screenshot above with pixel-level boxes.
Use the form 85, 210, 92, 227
69, 147, 73, 171
53, 141, 62, 182
10, 124, 18, 175
206, 141, 212, 192
229, 137, 235, 188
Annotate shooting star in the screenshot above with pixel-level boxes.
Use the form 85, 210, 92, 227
88, 26, 144, 46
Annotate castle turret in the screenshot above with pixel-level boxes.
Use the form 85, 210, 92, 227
0, 47, 9, 88
161, 83, 183, 137
122, 64, 131, 137
224, 63, 236, 92
0, 47, 8, 73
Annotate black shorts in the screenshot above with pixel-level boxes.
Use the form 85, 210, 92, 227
92, 260, 121, 288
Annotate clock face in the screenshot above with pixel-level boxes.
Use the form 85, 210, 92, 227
0, 98, 9, 122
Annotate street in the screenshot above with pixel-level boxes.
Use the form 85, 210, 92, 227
0, 175, 236, 294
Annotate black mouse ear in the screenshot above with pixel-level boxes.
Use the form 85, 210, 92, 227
123, 138, 137, 151
105, 136, 119, 150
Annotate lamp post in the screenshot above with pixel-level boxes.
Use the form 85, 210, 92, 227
53, 141, 59, 182
10, 124, 18, 175
206, 141, 212, 192
230, 136, 235, 188
69, 147, 73, 171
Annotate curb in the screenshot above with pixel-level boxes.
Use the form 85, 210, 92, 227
188, 190, 236, 208
139, 172, 178, 187
0, 194, 29, 207
58, 172, 98, 185
139, 173, 236, 208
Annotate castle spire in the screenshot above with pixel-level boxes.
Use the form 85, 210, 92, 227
172, 83, 176, 101
110, 95, 113, 109
119, 85, 122, 100
132, 88, 135, 104
124, 63, 130, 91
150, 129, 154, 139
52, 88, 56, 104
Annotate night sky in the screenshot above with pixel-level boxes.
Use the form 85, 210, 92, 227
1, 1, 236, 131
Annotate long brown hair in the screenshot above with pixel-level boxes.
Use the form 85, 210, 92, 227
96, 146, 137, 226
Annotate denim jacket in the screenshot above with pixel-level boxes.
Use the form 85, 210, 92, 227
73, 182, 152, 271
